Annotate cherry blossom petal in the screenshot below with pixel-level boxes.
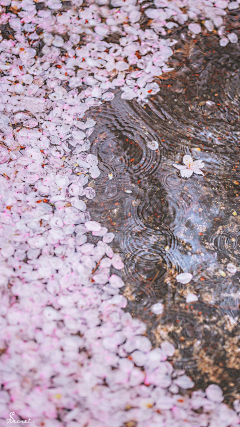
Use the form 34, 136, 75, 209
193, 160, 204, 169
172, 164, 187, 170
193, 168, 204, 175
180, 168, 193, 178
176, 273, 193, 284
183, 155, 194, 167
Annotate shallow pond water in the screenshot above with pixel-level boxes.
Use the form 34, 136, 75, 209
83, 30, 240, 401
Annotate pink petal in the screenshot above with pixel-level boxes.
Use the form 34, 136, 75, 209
176, 272, 193, 284
193, 160, 204, 169
180, 168, 193, 178
173, 164, 187, 170
193, 168, 204, 175
183, 155, 193, 167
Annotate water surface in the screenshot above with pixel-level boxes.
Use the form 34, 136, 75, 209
84, 29, 240, 401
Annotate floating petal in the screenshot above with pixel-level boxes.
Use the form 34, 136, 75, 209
173, 163, 187, 170
176, 272, 193, 284
193, 168, 204, 175
183, 155, 194, 167
180, 168, 193, 178
193, 160, 204, 169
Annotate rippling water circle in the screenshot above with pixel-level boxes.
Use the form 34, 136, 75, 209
84, 29, 240, 401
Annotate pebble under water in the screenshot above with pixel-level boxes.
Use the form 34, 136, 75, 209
85, 30, 240, 402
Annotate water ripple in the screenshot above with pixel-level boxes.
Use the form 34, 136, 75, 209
85, 30, 240, 399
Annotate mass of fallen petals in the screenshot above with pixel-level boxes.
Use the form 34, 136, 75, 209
0, 0, 239, 425
173, 155, 205, 178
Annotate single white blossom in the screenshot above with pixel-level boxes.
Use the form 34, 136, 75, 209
173, 155, 204, 178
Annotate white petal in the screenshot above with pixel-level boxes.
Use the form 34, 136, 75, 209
180, 168, 193, 178
183, 155, 193, 167
174, 375, 195, 389
147, 140, 159, 150
227, 263, 237, 274
151, 302, 164, 315
193, 160, 204, 169
193, 168, 204, 175
176, 272, 193, 284
173, 164, 187, 170
186, 293, 198, 303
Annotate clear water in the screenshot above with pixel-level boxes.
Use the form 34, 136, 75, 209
84, 30, 240, 401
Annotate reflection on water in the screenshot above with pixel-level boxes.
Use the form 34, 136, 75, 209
84, 31, 240, 401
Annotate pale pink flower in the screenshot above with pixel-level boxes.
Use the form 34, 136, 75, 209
173, 155, 204, 178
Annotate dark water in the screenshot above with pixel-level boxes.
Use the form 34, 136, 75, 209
83, 29, 240, 401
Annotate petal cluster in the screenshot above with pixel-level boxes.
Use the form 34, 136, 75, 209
0, 0, 238, 425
